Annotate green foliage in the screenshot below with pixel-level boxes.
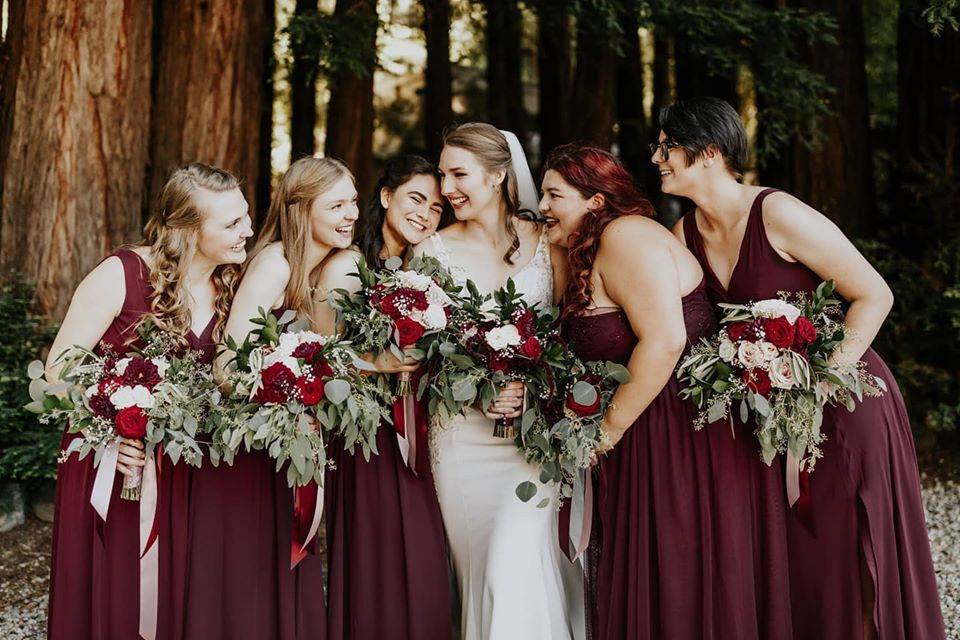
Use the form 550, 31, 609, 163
923, 0, 960, 34
856, 158, 960, 442
0, 278, 59, 481
284, 4, 379, 83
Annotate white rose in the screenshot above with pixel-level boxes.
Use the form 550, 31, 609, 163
397, 271, 433, 292
263, 351, 302, 377
737, 341, 764, 369
421, 304, 448, 331
718, 336, 737, 363
751, 299, 802, 324
151, 356, 170, 379
758, 341, 780, 362
462, 325, 478, 340
485, 324, 522, 351
114, 357, 132, 375
768, 356, 797, 390
84, 384, 99, 399
110, 384, 155, 410
277, 332, 301, 356
296, 331, 327, 347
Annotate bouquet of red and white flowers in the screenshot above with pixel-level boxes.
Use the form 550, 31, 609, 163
27, 321, 218, 501
216, 309, 391, 487
676, 281, 886, 475
515, 357, 628, 506
331, 255, 460, 385
428, 278, 562, 438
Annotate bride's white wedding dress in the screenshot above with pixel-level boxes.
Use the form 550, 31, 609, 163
428, 231, 586, 640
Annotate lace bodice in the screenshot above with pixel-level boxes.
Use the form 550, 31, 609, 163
428, 231, 554, 309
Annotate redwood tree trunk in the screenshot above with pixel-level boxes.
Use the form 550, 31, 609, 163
423, 0, 452, 159
290, 0, 318, 162
149, 0, 271, 220
0, 0, 153, 319
569, 4, 617, 146
790, 0, 874, 234
325, 0, 377, 198
535, 0, 571, 161
484, 0, 525, 138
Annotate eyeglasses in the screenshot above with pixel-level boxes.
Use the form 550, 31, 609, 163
649, 140, 681, 161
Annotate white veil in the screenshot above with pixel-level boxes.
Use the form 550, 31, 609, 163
499, 129, 540, 218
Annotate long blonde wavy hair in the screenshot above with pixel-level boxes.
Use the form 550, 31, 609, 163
442, 123, 524, 264
246, 155, 354, 325
140, 163, 242, 343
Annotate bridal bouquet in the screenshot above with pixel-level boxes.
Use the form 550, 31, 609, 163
26, 321, 219, 501
216, 309, 391, 487
428, 278, 564, 438
676, 280, 886, 473
330, 254, 460, 387
515, 357, 629, 506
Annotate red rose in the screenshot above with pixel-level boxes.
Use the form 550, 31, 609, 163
762, 316, 795, 349
513, 309, 536, 339
311, 358, 334, 379
726, 321, 752, 341
741, 368, 772, 397
252, 362, 297, 404
115, 406, 148, 439
89, 393, 117, 419
488, 355, 511, 373
565, 390, 601, 417
794, 316, 817, 345
395, 317, 425, 348
379, 288, 428, 320
122, 357, 162, 389
296, 376, 325, 406
292, 341, 323, 364
518, 337, 543, 359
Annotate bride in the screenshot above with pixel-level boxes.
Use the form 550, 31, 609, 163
413, 123, 585, 639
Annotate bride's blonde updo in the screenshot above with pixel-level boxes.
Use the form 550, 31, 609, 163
142, 162, 241, 343
442, 123, 524, 264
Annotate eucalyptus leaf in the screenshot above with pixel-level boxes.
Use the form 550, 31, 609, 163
515, 480, 537, 502
324, 379, 352, 404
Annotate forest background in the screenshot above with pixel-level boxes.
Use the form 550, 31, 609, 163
0, 0, 958, 492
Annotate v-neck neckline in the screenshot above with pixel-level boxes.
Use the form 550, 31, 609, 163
130, 250, 217, 341
693, 210, 750, 298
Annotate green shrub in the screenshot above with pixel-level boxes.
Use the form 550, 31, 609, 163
0, 277, 60, 482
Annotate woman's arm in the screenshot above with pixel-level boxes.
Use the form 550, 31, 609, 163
45, 255, 142, 475
45, 257, 126, 381
217, 250, 290, 374
597, 219, 688, 450
314, 249, 363, 337
765, 193, 893, 365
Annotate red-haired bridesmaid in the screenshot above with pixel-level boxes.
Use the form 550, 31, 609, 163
542, 143, 793, 640
663, 97, 944, 640
46, 163, 251, 639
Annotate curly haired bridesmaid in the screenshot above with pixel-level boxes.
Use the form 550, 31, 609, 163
46, 163, 250, 639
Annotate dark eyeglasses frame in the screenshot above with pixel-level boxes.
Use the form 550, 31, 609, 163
649, 140, 681, 161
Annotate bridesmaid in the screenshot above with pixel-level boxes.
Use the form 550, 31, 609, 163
663, 97, 945, 639
187, 156, 354, 639
46, 163, 251, 639
542, 143, 792, 640
314, 155, 452, 640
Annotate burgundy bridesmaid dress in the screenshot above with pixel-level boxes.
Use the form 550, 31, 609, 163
683, 188, 945, 640
565, 279, 793, 640
48, 249, 214, 639
324, 380, 452, 640
159, 306, 327, 640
